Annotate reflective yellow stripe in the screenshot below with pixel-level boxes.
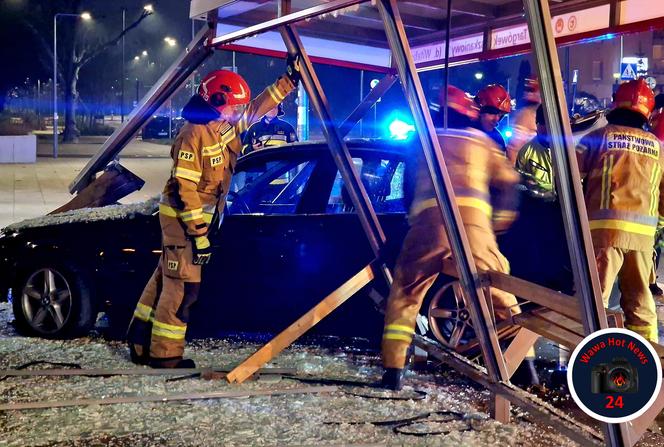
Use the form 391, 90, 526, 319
133, 303, 154, 322
385, 324, 415, 334
383, 333, 413, 343
203, 212, 214, 224
494, 211, 517, 221
159, 204, 178, 217
601, 155, 614, 209
202, 142, 220, 153
202, 147, 222, 157
179, 208, 204, 222
625, 324, 659, 343
152, 320, 187, 340
220, 130, 236, 146
589, 219, 657, 236
267, 84, 285, 104
174, 166, 202, 183
457, 197, 492, 217
650, 165, 661, 216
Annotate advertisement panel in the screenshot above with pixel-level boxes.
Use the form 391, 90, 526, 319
411, 33, 484, 65
619, 0, 664, 25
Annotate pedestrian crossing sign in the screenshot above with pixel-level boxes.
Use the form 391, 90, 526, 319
620, 63, 637, 80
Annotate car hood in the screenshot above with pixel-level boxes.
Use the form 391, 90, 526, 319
5, 197, 159, 233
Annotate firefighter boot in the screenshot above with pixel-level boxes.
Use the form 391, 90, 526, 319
511, 359, 540, 388
381, 368, 405, 391
128, 343, 149, 366
149, 357, 197, 369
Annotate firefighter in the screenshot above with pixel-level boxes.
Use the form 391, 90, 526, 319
577, 78, 663, 343
649, 93, 664, 297
241, 103, 297, 155
380, 86, 523, 390
507, 77, 541, 164
503, 104, 573, 294
126, 59, 300, 368
474, 84, 512, 152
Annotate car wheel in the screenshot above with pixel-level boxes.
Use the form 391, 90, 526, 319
427, 280, 477, 353
12, 265, 95, 338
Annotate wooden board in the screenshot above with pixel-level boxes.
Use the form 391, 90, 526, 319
226, 264, 375, 384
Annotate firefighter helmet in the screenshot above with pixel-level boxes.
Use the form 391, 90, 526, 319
442, 86, 480, 120
523, 77, 541, 104
613, 78, 655, 119
476, 84, 512, 114
198, 70, 251, 111
651, 109, 664, 141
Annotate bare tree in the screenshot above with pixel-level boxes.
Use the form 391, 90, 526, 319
23, 1, 152, 142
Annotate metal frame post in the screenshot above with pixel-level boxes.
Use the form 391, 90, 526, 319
279, 24, 392, 286
523, 0, 629, 445
53, 14, 58, 158
376, 0, 509, 388
69, 25, 214, 193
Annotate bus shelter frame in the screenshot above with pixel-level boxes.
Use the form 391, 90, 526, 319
62, 1, 664, 445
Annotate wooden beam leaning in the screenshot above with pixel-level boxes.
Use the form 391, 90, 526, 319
226, 264, 375, 384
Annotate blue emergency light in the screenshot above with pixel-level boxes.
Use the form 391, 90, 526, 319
387, 116, 415, 140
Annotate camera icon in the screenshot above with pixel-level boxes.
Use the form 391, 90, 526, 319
591, 358, 638, 394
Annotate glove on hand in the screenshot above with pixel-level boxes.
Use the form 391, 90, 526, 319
286, 54, 301, 85
192, 236, 212, 265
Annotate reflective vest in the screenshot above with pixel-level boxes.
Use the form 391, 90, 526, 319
577, 123, 664, 251
515, 137, 555, 200
160, 76, 295, 237
242, 117, 297, 155
411, 127, 519, 233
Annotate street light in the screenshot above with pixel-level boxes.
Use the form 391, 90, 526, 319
143, 4, 153, 13
53, 11, 92, 158
142, 50, 148, 57
474, 72, 484, 80
164, 37, 176, 46
134, 55, 140, 61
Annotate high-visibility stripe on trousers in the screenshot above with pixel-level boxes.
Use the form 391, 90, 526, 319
126, 213, 202, 360
381, 206, 521, 369
594, 246, 659, 343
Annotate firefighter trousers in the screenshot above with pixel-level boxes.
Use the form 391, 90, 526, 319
382, 207, 521, 369
126, 213, 202, 362
595, 247, 659, 343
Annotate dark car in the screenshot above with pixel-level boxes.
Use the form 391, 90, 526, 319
1, 140, 458, 344
142, 116, 184, 139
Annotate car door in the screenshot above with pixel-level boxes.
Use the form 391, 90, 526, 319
188, 149, 330, 336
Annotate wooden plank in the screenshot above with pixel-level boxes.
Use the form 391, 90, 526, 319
491, 394, 511, 424
624, 388, 664, 446
488, 271, 581, 321
0, 386, 337, 411
0, 367, 295, 378
503, 327, 540, 377
226, 264, 375, 384
513, 311, 584, 349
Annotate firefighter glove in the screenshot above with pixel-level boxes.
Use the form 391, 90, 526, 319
192, 235, 212, 265
286, 54, 301, 85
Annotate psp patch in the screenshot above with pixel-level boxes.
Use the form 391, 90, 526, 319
567, 328, 662, 423
210, 154, 223, 167
178, 150, 195, 162
167, 260, 179, 271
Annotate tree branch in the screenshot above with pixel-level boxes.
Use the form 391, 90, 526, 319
78, 10, 152, 68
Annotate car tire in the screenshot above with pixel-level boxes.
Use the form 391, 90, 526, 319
12, 264, 95, 339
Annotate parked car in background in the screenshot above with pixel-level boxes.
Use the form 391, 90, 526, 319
142, 116, 184, 139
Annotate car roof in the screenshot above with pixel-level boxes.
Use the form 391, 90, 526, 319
237, 138, 418, 166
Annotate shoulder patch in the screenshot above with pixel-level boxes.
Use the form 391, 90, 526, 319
178, 150, 195, 162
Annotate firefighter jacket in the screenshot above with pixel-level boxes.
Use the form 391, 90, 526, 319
242, 116, 297, 155
160, 76, 296, 238
515, 136, 556, 201
411, 127, 519, 234
577, 124, 664, 252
